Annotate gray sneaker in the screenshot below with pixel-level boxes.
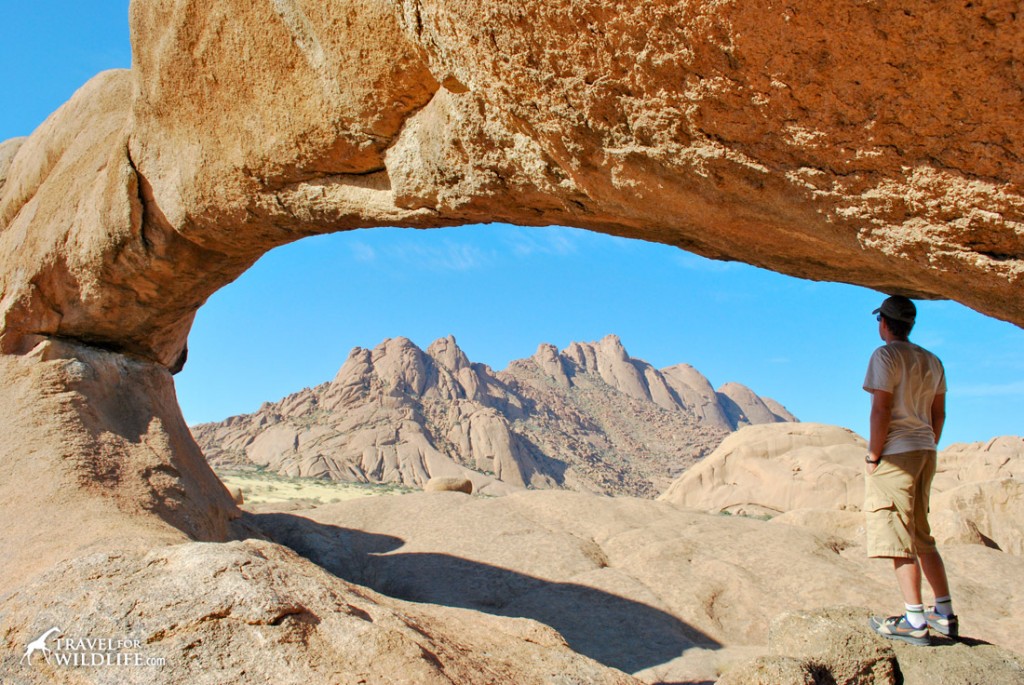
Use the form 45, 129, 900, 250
925, 608, 959, 638
870, 614, 931, 646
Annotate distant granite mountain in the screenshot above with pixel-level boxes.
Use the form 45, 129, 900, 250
192, 335, 796, 497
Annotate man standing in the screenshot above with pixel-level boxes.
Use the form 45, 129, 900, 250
863, 295, 958, 646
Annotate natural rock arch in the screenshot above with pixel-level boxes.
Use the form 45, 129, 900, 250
1, 0, 1022, 594
2, 0, 1023, 371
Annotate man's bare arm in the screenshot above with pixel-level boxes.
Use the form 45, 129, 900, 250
869, 389, 894, 460
931, 393, 946, 446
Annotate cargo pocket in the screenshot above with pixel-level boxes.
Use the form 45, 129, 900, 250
864, 493, 896, 514
864, 495, 900, 556
866, 495, 914, 556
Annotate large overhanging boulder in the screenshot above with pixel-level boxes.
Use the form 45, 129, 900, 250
1, 0, 1021, 371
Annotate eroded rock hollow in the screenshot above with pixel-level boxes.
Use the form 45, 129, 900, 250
1, 1, 1023, 682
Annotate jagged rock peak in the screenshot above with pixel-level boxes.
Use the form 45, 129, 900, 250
532, 342, 571, 387
426, 334, 470, 371
661, 364, 733, 431
597, 333, 628, 355
716, 381, 797, 428
331, 335, 484, 403
525, 337, 797, 432
536, 335, 666, 409
561, 334, 627, 373
368, 337, 430, 396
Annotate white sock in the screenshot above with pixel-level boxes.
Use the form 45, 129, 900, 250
934, 595, 954, 617
905, 603, 926, 629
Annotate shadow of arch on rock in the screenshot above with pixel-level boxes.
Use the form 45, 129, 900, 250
247, 511, 720, 674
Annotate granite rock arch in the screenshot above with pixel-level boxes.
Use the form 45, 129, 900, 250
0, 0, 1022, 611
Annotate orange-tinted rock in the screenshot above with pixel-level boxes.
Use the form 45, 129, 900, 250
1, 2, 1022, 371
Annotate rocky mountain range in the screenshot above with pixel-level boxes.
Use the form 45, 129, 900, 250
192, 335, 795, 497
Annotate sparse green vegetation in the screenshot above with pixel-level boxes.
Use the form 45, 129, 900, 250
214, 468, 414, 505
716, 509, 775, 521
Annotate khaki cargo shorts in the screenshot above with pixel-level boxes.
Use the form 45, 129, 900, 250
864, 449, 938, 558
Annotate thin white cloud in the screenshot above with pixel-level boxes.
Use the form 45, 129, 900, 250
913, 333, 945, 349
957, 380, 1024, 398
505, 227, 581, 258
395, 241, 492, 272
350, 241, 377, 263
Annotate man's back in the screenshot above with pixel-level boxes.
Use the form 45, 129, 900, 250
864, 340, 946, 454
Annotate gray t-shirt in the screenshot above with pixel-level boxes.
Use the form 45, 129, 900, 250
863, 341, 947, 455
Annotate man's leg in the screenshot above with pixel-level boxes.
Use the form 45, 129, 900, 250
920, 549, 959, 636
870, 556, 931, 645
919, 550, 950, 599
893, 556, 923, 605
868, 452, 935, 644
913, 451, 958, 635
912, 451, 951, 602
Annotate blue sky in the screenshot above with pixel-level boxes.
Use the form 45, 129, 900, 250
3, 3, 1021, 446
